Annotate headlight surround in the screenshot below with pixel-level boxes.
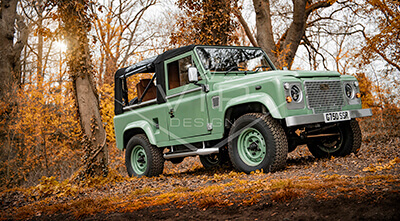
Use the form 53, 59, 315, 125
284, 82, 305, 110
344, 83, 354, 99
343, 80, 361, 105
290, 85, 302, 103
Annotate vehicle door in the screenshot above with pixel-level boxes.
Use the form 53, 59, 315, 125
165, 52, 211, 140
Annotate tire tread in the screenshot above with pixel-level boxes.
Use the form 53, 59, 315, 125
228, 113, 288, 173
125, 134, 164, 177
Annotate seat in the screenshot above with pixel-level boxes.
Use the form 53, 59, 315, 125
136, 79, 157, 102
168, 61, 180, 89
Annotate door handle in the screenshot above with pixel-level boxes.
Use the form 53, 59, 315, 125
169, 108, 175, 118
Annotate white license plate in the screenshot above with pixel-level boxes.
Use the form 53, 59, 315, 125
324, 111, 351, 123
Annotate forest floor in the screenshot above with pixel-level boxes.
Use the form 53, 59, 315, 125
1, 120, 400, 220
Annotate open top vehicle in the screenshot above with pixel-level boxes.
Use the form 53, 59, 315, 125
113, 45, 372, 177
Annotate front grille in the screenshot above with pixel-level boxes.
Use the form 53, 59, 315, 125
304, 80, 344, 114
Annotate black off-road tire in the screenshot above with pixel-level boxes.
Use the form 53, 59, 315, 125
169, 157, 184, 164
199, 147, 231, 169
228, 113, 288, 173
307, 119, 362, 158
125, 134, 164, 177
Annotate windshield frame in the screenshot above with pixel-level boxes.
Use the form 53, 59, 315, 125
193, 45, 276, 74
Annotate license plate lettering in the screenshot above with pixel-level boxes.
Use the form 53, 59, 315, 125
324, 111, 350, 123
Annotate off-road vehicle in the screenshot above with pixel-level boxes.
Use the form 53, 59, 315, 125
113, 45, 372, 177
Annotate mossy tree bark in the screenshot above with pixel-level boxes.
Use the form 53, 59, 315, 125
56, 0, 108, 178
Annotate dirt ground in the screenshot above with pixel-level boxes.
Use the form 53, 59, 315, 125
91, 192, 399, 221
1, 125, 400, 220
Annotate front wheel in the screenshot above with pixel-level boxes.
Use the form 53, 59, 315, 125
125, 134, 164, 177
228, 113, 288, 173
307, 119, 362, 158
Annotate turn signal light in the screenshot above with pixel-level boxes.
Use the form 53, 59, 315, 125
286, 96, 292, 103
356, 93, 361, 98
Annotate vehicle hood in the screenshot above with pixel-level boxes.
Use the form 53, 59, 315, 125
210, 70, 341, 89
273, 70, 341, 78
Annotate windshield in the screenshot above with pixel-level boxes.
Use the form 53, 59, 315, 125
196, 47, 273, 73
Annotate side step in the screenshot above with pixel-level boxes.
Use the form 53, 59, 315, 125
163, 147, 219, 160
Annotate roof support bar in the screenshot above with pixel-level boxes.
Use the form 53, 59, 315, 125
138, 74, 156, 103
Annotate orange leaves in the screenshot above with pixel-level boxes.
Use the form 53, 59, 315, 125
274, 44, 292, 70
361, 1, 400, 73
0, 75, 82, 188
98, 83, 115, 143
359, 107, 400, 142
362, 157, 400, 172
171, 0, 239, 46
32, 176, 78, 198
2, 160, 400, 220
270, 187, 302, 202
355, 72, 376, 108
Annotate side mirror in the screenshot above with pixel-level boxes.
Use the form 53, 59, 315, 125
188, 66, 198, 83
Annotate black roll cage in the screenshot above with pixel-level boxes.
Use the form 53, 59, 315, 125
114, 45, 196, 115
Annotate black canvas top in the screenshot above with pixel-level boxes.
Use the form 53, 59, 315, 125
123, 55, 157, 77
114, 45, 196, 115
115, 45, 196, 79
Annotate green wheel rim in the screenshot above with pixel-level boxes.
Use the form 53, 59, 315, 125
131, 145, 147, 175
237, 128, 266, 166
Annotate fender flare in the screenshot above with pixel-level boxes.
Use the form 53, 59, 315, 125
224, 93, 283, 119
123, 120, 157, 147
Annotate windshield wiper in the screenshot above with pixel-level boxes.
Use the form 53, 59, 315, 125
253, 65, 271, 73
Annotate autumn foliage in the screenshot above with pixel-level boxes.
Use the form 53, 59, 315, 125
0, 0, 398, 199
360, 0, 400, 73
0, 76, 81, 188
170, 0, 239, 46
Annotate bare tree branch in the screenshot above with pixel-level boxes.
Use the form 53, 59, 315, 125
234, 9, 258, 47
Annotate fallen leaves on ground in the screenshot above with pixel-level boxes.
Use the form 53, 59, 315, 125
1, 136, 399, 220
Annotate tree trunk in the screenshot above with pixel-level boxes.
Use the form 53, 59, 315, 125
276, 0, 307, 69
104, 56, 117, 85
252, 0, 332, 69
57, 0, 108, 178
0, 0, 27, 101
252, 0, 276, 64
37, 0, 44, 80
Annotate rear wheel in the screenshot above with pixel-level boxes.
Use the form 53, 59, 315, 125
125, 134, 164, 177
199, 147, 230, 168
307, 119, 361, 158
228, 113, 288, 173
169, 157, 184, 164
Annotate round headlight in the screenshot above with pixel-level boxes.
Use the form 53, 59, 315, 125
290, 85, 302, 102
345, 83, 354, 99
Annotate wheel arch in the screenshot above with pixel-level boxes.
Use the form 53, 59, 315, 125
224, 102, 265, 127
223, 94, 282, 133
122, 121, 157, 150
224, 93, 282, 120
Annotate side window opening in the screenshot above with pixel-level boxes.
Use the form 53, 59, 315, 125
168, 60, 180, 90
126, 73, 155, 105
167, 55, 193, 90
136, 77, 157, 102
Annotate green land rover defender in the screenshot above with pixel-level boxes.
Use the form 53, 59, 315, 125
113, 45, 372, 177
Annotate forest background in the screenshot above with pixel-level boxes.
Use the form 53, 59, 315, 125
0, 0, 399, 190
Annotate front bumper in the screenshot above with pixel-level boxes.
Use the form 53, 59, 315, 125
285, 108, 372, 127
